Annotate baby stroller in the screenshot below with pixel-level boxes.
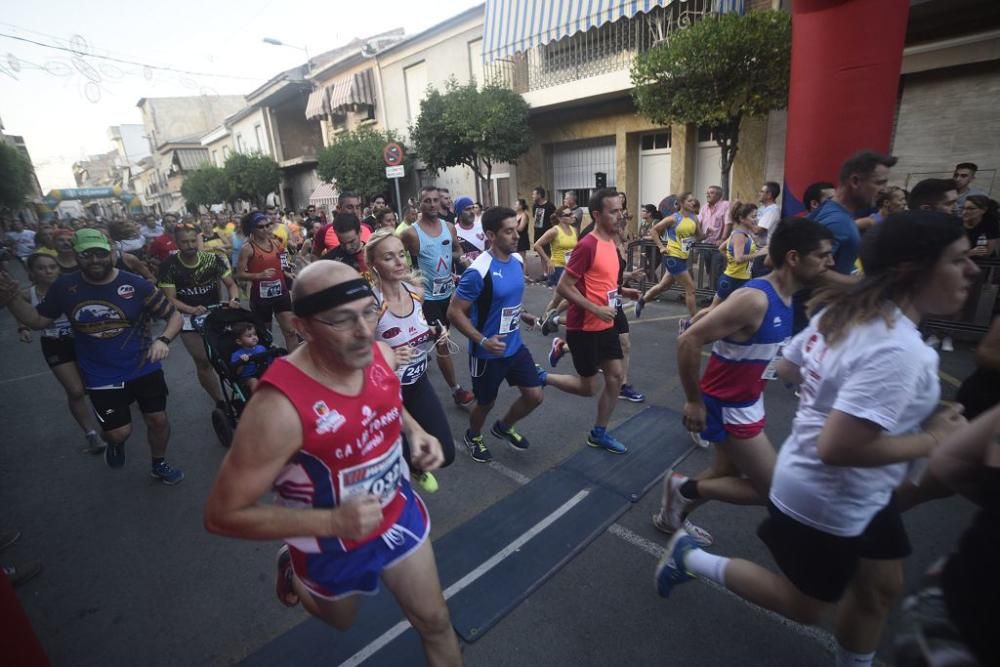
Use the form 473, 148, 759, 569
196, 306, 286, 447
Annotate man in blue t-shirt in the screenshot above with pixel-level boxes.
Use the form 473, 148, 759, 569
449, 206, 549, 463
0, 229, 185, 484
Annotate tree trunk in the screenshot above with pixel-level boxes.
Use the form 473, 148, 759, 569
716, 114, 742, 201
482, 158, 494, 207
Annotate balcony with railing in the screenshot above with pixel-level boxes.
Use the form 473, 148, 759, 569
484, 0, 714, 103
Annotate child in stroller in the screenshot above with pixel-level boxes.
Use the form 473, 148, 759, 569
229, 321, 267, 394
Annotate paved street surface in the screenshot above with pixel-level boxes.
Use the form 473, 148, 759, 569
0, 274, 979, 666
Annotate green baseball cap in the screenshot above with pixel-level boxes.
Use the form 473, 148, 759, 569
73, 228, 111, 253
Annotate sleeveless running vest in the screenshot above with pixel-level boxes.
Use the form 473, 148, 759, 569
374, 283, 433, 386
724, 231, 756, 280
31, 285, 73, 338
663, 213, 698, 259
550, 224, 578, 267
414, 221, 454, 301
700, 278, 791, 403
246, 239, 288, 300
259, 345, 407, 554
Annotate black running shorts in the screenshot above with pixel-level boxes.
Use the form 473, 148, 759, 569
757, 495, 911, 603
565, 327, 623, 378
89, 369, 169, 432
40, 336, 76, 368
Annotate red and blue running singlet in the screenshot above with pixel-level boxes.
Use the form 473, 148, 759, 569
699, 278, 791, 403
259, 344, 407, 553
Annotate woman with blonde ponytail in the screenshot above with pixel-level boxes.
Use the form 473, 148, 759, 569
366, 229, 454, 493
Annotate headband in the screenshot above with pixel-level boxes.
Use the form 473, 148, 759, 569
293, 278, 374, 317
249, 211, 268, 226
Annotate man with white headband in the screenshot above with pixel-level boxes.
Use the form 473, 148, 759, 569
204, 261, 460, 665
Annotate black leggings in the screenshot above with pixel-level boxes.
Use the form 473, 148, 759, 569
401, 373, 455, 468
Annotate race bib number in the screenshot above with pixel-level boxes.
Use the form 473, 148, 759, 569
681, 237, 696, 253
399, 356, 428, 385
338, 442, 403, 507
183, 312, 209, 332
761, 339, 789, 380
431, 275, 453, 297
260, 279, 283, 298
563, 250, 572, 265
279, 251, 291, 272
607, 289, 621, 309
499, 305, 522, 335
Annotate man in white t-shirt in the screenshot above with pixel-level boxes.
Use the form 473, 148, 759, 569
752, 181, 781, 277
4, 219, 36, 262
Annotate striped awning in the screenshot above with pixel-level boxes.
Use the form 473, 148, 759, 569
483, 0, 744, 63
329, 69, 376, 111
305, 87, 328, 120
483, 0, 671, 63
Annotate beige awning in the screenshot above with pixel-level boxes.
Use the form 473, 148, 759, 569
304, 87, 329, 120
329, 69, 375, 111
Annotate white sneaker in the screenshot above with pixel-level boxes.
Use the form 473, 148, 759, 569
925, 334, 940, 349
689, 431, 710, 449
941, 336, 954, 352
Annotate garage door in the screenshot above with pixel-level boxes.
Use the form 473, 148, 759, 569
552, 137, 616, 192
639, 131, 671, 207
693, 126, 727, 200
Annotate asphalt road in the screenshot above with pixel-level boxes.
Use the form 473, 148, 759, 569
0, 273, 980, 666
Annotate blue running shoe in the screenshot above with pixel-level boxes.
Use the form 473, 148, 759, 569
634, 297, 645, 319
548, 337, 565, 367
654, 529, 698, 598
587, 428, 628, 454
151, 461, 184, 485
618, 383, 645, 403
491, 421, 530, 451
534, 364, 548, 387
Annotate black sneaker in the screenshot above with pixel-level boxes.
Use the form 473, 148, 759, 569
105, 441, 126, 469
464, 431, 493, 463
151, 461, 184, 485
490, 421, 530, 450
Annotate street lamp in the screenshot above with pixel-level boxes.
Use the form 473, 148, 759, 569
262, 37, 310, 67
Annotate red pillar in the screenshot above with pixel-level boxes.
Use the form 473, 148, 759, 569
782, 0, 910, 215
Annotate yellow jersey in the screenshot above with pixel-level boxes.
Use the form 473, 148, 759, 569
724, 231, 756, 280
662, 213, 698, 259
550, 224, 578, 267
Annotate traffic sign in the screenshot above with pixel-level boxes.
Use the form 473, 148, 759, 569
383, 142, 404, 167
385, 165, 405, 179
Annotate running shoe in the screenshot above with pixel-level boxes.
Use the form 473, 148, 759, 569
275, 545, 299, 607
587, 428, 628, 455
104, 441, 126, 469
924, 334, 941, 349
678, 318, 691, 335
941, 336, 954, 352
662, 473, 694, 530
82, 431, 106, 455
413, 471, 439, 494
634, 296, 645, 319
453, 388, 476, 407
3, 561, 42, 588
0, 530, 20, 552
689, 431, 710, 449
464, 431, 493, 463
151, 461, 185, 485
535, 364, 548, 387
652, 513, 714, 548
654, 529, 697, 599
549, 337, 565, 367
541, 310, 560, 336
491, 421, 530, 451
618, 384, 645, 403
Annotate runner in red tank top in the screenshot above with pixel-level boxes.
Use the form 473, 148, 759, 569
204, 261, 459, 665
235, 211, 299, 351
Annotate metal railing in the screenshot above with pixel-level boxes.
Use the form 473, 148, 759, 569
484, 0, 715, 94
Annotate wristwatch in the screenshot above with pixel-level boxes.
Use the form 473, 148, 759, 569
156, 335, 172, 345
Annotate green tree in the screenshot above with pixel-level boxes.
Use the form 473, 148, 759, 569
0, 143, 36, 211
316, 127, 412, 202
223, 153, 281, 207
181, 165, 230, 212
411, 79, 532, 206
631, 10, 791, 197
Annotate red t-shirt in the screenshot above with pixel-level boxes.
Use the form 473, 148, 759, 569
324, 224, 372, 251
564, 233, 619, 332
147, 233, 177, 263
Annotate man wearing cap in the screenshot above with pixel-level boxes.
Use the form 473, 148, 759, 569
453, 196, 487, 263
0, 229, 185, 484
204, 261, 460, 664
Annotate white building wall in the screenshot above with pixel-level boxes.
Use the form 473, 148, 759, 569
229, 108, 272, 157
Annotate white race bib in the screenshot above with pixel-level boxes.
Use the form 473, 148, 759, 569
607, 289, 621, 309
681, 237, 695, 253
499, 305, 522, 335
431, 275, 453, 297
761, 339, 789, 380
563, 250, 572, 265
260, 279, 283, 298
337, 441, 403, 507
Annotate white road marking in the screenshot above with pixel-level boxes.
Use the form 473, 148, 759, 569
0, 370, 50, 385
339, 490, 591, 667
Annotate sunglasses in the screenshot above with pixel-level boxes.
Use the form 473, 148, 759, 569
256, 222, 275, 229
79, 249, 111, 260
